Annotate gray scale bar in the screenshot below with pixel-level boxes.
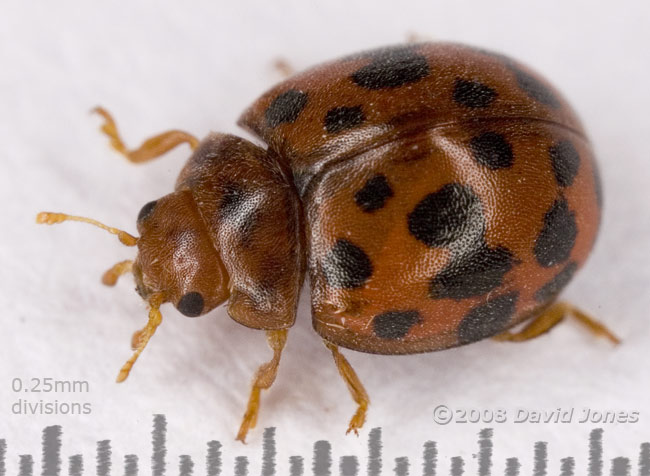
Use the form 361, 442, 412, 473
68, 455, 82, 476
96, 440, 111, 476
368, 428, 382, 476
422, 441, 437, 476
589, 429, 604, 476
533, 442, 547, 476
559, 457, 574, 476
124, 455, 137, 476
394, 457, 408, 476
6, 418, 650, 476
152, 414, 166, 476
0, 439, 6, 476
262, 428, 276, 476
478, 429, 493, 476
504, 458, 520, 476
450, 456, 463, 476
206, 441, 221, 476
610, 457, 630, 476
234, 456, 248, 476
42, 426, 61, 476
639, 443, 650, 476
19, 455, 34, 476
178, 455, 193, 476
339, 456, 357, 476
313, 441, 331, 476
289, 456, 303, 476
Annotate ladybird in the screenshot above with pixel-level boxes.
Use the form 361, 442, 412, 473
38, 42, 619, 442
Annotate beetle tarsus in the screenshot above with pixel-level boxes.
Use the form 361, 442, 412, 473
324, 341, 370, 437
493, 301, 620, 344
116, 294, 164, 382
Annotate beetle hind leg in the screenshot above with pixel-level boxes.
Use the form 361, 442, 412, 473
324, 341, 370, 436
493, 302, 620, 344
236, 329, 288, 443
92, 106, 199, 163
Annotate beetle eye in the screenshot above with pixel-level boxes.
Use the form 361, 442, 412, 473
177, 292, 204, 317
137, 200, 158, 222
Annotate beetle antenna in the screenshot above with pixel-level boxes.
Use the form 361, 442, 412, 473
36, 212, 138, 246
116, 293, 164, 382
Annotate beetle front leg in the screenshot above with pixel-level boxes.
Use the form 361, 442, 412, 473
93, 106, 199, 163
116, 293, 164, 382
324, 341, 370, 436
236, 329, 288, 443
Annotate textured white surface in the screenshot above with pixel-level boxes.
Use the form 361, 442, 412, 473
1, 0, 650, 473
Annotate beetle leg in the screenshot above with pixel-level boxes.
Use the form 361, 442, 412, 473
272, 58, 295, 78
92, 106, 199, 163
324, 341, 370, 436
101, 259, 133, 286
493, 302, 620, 344
405, 32, 434, 43
116, 293, 164, 382
236, 329, 288, 443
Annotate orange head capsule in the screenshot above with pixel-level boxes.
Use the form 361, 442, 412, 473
37, 194, 231, 319
131, 190, 230, 316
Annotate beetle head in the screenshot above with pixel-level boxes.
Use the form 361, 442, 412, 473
37, 189, 231, 318
132, 190, 230, 317
37, 190, 233, 381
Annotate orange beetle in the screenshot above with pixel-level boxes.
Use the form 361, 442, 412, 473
38, 42, 618, 442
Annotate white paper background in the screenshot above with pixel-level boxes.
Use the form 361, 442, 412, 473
2, 0, 650, 474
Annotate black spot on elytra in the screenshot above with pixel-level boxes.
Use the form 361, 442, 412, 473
373, 310, 421, 339
430, 245, 515, 300
512, 68, 560, 108
453, 78, 498, 108
535, 261, 578, 303
549, 140, 581, 187
322, 239, 373, 289
354, 174, 394, 212
177, 292, 204, 317
469, 132, 514, 169
534, 199, 577, 267
408, 183, 485, 248
351, 46, 430, 90
458, 291, 519, 344
137, 200, 157, 222
324, 106, 365, 134
463, 46, 560, 107
265, 89, 308, 127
